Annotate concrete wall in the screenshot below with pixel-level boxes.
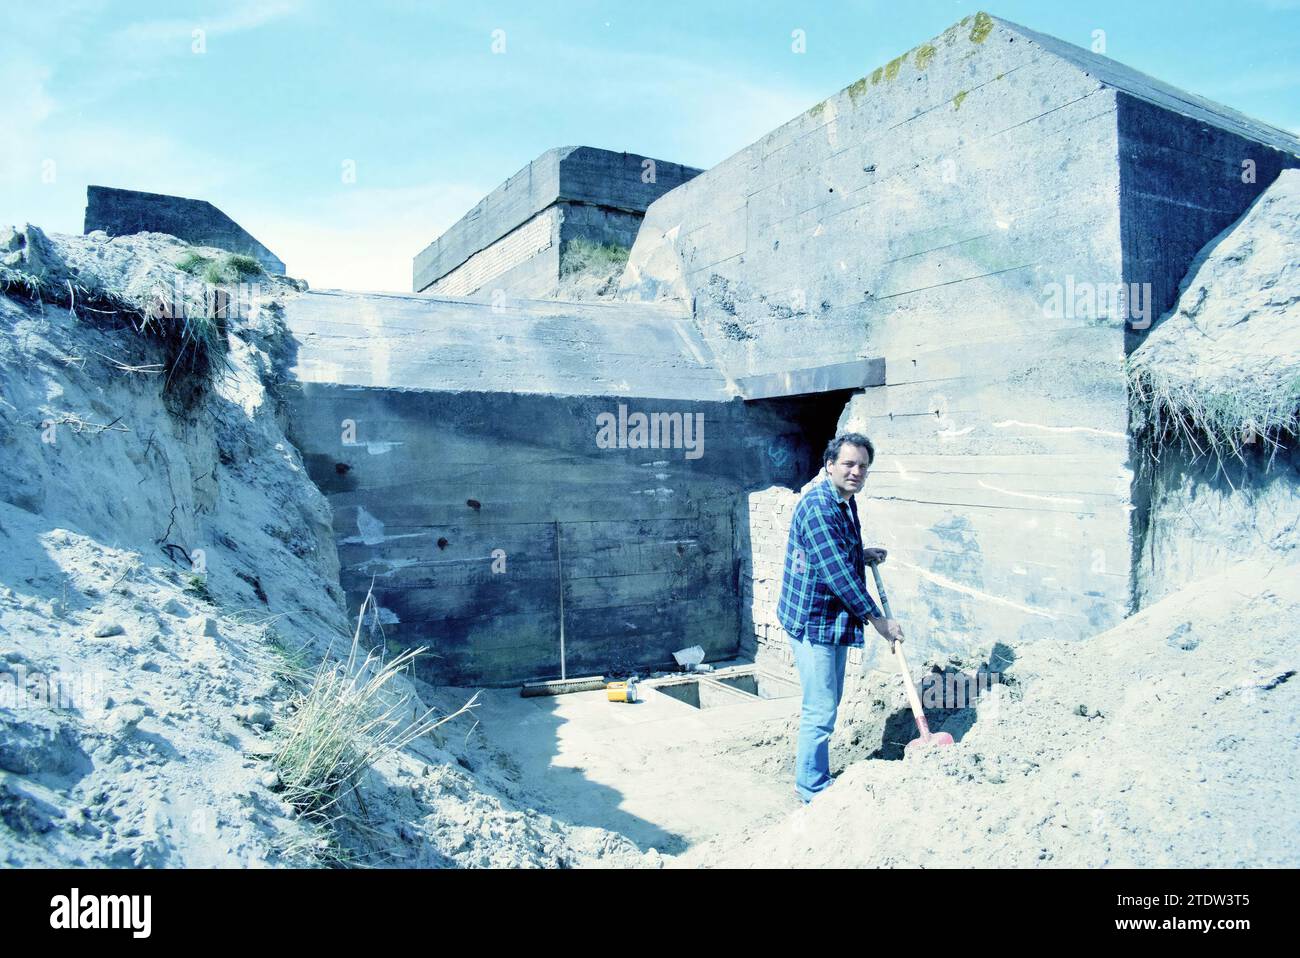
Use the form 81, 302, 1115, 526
559, 204, 643, 252
284, 386, 824, 686
1115, 94, 1300, 585
413, 147, 702, 293
426, 202, 650, 300
289, 389, 735, 685
280, 289, 824, 685
84, 185, 285, 274
620, 17, 1126, 379
1117, 93, 1300, 348
282, 289, 717, 396
621, 15, 1134, 671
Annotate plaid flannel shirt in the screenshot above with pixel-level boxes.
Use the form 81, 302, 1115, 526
776, 477, 882, 646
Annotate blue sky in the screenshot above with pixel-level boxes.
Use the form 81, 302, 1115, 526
4, 0, 1298, 291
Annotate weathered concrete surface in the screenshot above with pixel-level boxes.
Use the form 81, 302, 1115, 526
280, 289, 828, 685
423, 205, 562, 299
83, 185, 286, 274
413, 147, 702, 295
294, 387, 742, 687
617, 12, 1300, 674
284, 288, 729, 398
738, 358, 885, 400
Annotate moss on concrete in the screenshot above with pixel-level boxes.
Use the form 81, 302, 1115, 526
832, 12, 990, 113
953, 90, 969, 110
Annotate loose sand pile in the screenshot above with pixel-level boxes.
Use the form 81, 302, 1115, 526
680, 557, 1299, 867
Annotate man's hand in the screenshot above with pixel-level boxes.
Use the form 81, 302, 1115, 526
864, 547, 888, 565
868, 615, 904, 644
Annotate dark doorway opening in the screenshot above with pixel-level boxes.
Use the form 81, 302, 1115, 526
742, 387, 861, 491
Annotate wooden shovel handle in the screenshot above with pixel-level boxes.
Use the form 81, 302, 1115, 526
869, 560, 932, 740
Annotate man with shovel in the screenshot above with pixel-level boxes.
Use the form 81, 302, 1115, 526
777, 432, 904, 804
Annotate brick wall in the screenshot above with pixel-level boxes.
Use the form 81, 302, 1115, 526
430, 206, 559, 297
742, 486, 798, 680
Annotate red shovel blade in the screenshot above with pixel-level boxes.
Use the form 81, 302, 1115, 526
904, 731, 955, 755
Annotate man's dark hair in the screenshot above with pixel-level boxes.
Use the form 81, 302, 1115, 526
823, 432, 875, 468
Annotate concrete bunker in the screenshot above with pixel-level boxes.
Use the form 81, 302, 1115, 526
281, 290, 884, 686
619, 11, 1300, 681
280, 0, 1300, 689
412, 147, 702, 299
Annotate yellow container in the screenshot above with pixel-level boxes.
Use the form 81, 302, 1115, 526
606, 680, 637, 703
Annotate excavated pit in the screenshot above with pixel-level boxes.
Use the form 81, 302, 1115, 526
712, 669, 800, 700
647, 676, 759, 710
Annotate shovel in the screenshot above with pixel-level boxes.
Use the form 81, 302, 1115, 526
868, 559, 955, 755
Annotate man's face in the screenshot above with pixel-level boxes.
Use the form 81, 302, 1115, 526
826, 444, 871, 497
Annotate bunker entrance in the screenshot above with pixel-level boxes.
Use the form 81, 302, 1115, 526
742, 391, 857, 491
738, 358, 886, 491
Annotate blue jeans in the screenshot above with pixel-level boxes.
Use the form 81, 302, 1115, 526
789, 634, 848, 803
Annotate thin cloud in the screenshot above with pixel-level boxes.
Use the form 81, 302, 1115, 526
107, 0, 305, 54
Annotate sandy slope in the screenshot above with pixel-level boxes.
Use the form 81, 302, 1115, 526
681, 558, 1300, 867
0, 228, 651, 867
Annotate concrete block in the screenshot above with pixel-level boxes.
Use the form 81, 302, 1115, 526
413, 146, 703, 293
84, 185, 285, 274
